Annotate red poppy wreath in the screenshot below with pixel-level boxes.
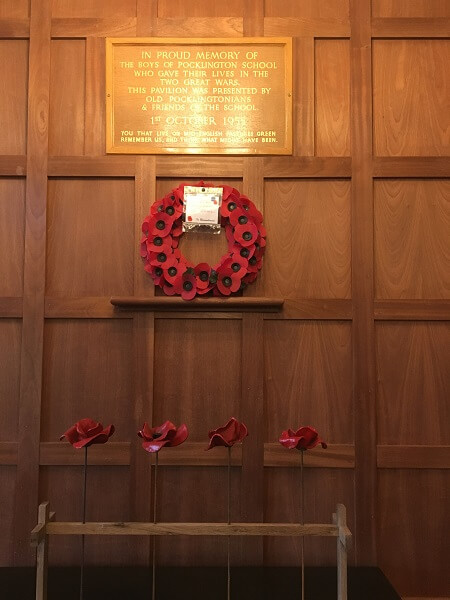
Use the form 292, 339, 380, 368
140, 182, 266, 299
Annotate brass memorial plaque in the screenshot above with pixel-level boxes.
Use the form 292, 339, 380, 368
106, 38, 292, 155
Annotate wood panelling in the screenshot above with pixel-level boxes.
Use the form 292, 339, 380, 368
0, 1, 29, 18
0, 320, 22, 441
158, 0, 244, 17
373, 40, 450, 156
41, 319, 134, 442
153, 318, 242, 439
263, 180, 351, 299
264, 321, 353, 442
375, 180, 450, 300
51, 0, 137, 18
0, 467, 16, 564
376, 322, 450, 445
0, 179, 25, 296
265, 0, 349, 19
49, 40, 85, 156
315, 40, 350, 157
378, 470, 450, 597
0, 41, 28, 155
264, 469, 354, 565
0, 0, 447, 595
372, 0, 450, 17
39, 466, 143, 565
46, 179, 134, 296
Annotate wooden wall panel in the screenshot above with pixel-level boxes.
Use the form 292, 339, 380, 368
51, 0, 137, 18
0, 467, 16, 564
263, 180, 351, 299
41, 320, 134, 442
264, 321, 353, 442
153, 319, 242, 440
49, 40, 86, 156
0, 41, 28, 155
39, 466, 142, 565
264, 0, 349, 19
373, 0, 450, 17
375, 180, 450, 300
0, 1, 29, 18
373, 40, 450, 156
378, 470, 450, 597
46, 179, 134, 296
315, 40, 350, 157
0, 179, 25, 297
0, 320, 22, 441
264, 469, 354, 565
376, 322, 450, 445
158, 0, 244, 17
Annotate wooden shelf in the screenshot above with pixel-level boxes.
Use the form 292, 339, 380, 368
110, 296, 284, 312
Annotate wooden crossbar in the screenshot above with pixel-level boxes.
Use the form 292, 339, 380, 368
31, 502, 351, 600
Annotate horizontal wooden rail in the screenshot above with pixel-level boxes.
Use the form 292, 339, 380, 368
39, 521, 348, 539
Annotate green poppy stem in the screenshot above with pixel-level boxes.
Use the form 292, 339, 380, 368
80, 445, 88, 600
227, 445, 231, 600
300, 449, 305, 600
152, 451, 158, 600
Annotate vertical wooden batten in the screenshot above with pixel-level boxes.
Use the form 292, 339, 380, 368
130, 4, 159, 565
350, 0, 377, 565
13, 0, 51, 565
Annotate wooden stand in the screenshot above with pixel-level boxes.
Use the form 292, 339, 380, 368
31, 502, 351, 600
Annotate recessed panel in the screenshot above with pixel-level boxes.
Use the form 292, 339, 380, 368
373, 0, 450, 17
51, 0, 136, 17
0, 320, 21, 441
375, 180, 450, 299
373, 40, 450, 156
315, 40, 350, 157
378, 470, 450, 596
41, 320, 134, 442
0, 41, 28, 155
154, 319, 242, 440
49, 40, 86, 156
46, 179, 134, 296
158, 0, 244, 17
376, 322, 450, 445
263, 180, 351, 299
0, 467, 16, 566
265, 0, 349, 18
264, 321, 353, 443
0, 179, 25, 297
0, 0, 29, 18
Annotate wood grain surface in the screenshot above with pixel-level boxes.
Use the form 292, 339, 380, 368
315, 40, 350, 157
372, 0, 450, 17
376, 322, 450, 445
375, 180, 450, 299
373, 40, 450, 156
0, 41, 28, 155
0, 321, 21, 441
0, 179, 25, 296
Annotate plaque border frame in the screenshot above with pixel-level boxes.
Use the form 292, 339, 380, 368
105, 37, 292, 155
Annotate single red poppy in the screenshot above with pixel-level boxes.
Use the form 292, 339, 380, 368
148, 212, 176, 237
163, 256, 184, 284
220, 194, 242, 218
181, 272, 197, 300
194, 263, 212, 290
138, 421, 188, 453
60, 418, 115, 449
206, 417, 248, 450
229, 208, 253, 228
279, 426, 327, 451
145, 234, 173, 254
221, 254, 248, 278
233, 222, 259, 247
145, 263, 165, 286
216, 266, 242, 295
